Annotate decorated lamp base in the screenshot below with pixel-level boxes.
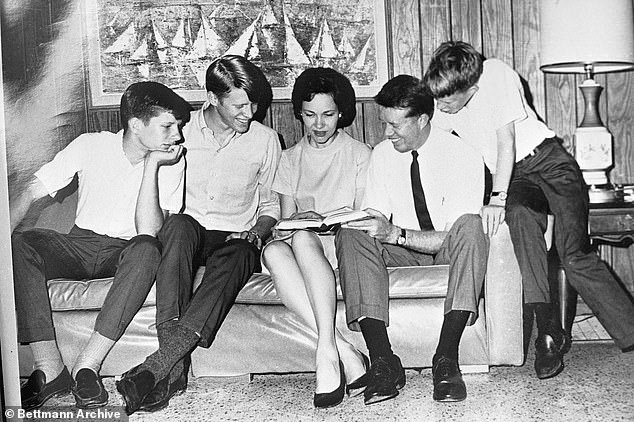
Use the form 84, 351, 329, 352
575, 126, 612, 186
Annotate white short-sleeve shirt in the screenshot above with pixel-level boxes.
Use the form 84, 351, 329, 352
35, 131, 185, 240
432, 59, 555, 172
363, 124, 484, 231
272, 129, 371, 214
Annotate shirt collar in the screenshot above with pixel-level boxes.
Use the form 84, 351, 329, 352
197, 101, 242, 147
197, 101, 212, 131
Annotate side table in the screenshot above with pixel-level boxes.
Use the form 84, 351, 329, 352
588, 200, 634, 242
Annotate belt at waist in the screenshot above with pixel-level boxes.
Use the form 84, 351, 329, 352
517, 137, 558, 165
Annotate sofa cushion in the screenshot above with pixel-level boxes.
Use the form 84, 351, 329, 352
231, 265, 451, 304
47, 264, 451, 311
47, 278, 157, 311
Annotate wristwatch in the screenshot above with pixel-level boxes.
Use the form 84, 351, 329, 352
396, 228, 407, 246
247, 230, 261, 243
490, 191, 508, 201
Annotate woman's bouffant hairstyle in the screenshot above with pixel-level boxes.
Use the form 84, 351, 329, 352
291, 67, 356, 128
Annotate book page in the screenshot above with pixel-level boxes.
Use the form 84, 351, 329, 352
275, 207, 370, 231
275, 218, 324, 230
322, 209, 370, 226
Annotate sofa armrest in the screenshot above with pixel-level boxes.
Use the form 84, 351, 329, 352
484, 223, 524, 366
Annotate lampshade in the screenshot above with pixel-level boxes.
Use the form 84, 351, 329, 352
540, 0, 634, 74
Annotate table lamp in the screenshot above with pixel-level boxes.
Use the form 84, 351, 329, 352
539, 0, 634, 202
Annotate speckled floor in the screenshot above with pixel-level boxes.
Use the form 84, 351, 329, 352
29, 339, 633, 422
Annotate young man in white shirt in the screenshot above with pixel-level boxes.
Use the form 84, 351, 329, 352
336, 75, 487, 404
116, 55, 282, 415
424, 41, 634, 379
12, 82, 191, 410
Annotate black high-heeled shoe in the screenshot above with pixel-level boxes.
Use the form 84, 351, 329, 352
346, 353, 370, 397
313, 361, 345, 408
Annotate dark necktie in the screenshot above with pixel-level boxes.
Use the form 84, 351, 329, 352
410, 150, 434, 230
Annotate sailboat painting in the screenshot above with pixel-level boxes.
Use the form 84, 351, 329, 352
84, 0, 388, 105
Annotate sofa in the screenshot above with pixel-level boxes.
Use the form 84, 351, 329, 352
17, 190, 524, 378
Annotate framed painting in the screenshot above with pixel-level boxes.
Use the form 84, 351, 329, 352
83, 0, 390, 107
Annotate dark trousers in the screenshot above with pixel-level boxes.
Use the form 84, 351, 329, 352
505, 138, 634, 349
335, 214, 488, 331
154, 214, 260, 348
12, 226, 162, 343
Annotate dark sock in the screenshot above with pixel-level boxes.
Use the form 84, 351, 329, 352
531, 302, 560, 335
359, 318, 393, 363
140, 321, 199, 381
168, 359, 186, 384
434, 310, 470, 362
157, 322, 187, 384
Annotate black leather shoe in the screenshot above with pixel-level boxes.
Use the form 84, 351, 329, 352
535, 332, 565, 379
561, 332, 572, 355
314, 361, 345, 408
21, 366, 73, 410
138, 357, 190, 413
432, 355, 467, 402
72, 368, 108, 409
363, 355, 406, 405
116, 366, 157, 415
346, 353, 370, 397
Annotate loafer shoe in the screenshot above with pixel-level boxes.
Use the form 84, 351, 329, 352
116, 367, 156, 415
21, 366, 73, 410
138, 357, 190, 413
535, 332, 565, 379
72, 368, 108, 409
363, 355, 406, 405
432, 355, 467, 402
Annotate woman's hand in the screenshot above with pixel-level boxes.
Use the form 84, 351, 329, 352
289, 210, 323, 220
272, 211, 322, 239
271, 227, 294, 240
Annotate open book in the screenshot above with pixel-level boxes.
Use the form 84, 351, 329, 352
276, 207, 371, 232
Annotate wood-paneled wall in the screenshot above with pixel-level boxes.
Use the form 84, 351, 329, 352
3, 0, 634, 291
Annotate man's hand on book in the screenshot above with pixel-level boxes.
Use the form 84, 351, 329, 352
342, 208, 394, 242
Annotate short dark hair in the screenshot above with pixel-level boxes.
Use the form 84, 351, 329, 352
205, 55, 269, 105
374, 74, 434, 119
291, 67, 356, 128
423, 41, 484, 98
119, 81, 193, 131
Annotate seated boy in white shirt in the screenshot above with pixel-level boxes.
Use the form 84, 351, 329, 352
11, 81, 192, 410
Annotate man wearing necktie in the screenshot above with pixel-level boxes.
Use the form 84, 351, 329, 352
337, 75, 487, 404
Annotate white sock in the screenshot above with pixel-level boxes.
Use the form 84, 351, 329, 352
72, 332, 115, 378
30, 340, 65, 381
